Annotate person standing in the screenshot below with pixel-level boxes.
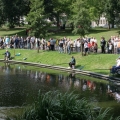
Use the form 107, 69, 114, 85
117, 40, 120, 54
84, 41, 88, 55
5, 36, 10, 48
59, 39, 63, 53
50, 38, 55, 51
100, 37, 106, 53
67, 39, 71, 54
76, 39, 81, 52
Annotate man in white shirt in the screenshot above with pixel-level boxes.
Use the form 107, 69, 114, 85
111, 56, 120, 73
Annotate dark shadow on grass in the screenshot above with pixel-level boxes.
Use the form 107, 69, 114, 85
89, 29, 110, 34
76, 65, 85, 70
87, 53, 98, 56
1, 29, 26, 37
50, 28, 112, 37
94, 69, 110, 70
70, 52, 78, 55
0, 27, 25, 31
94, 71, 109, 75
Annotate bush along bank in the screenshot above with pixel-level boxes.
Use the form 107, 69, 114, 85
9, 91, 120, 120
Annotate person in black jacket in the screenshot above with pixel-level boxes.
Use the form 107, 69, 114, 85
100, 37, 106, 53
69, 56, 76, 68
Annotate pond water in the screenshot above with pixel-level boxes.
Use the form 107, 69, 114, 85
0, 62, 120, 118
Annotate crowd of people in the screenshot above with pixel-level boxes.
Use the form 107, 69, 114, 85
0, 34, 120, 56
0, 35, 98, 54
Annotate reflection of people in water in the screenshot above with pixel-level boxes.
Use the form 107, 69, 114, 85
58, 74, 63, 83
114, 92, 120, 102
108, 92, 120, 103
69, 72, 76, 81
82, 80, 96, 91
4, 63, 10, 74
68, 72, 76, 87
87, 81, 96, 91
107, 84, 120, 102
46, 74, 50, 82
82, 81, 87, 91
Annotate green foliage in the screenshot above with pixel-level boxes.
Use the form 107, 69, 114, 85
10, 91, 120, 120
0, 0, 120, 31
43, 0, 54, 20
0, 0, 30, 28
51, 0, 72, 27
88, 0, 105, 16
0, 0, 5, 26
104, 0, 120, 28
71, 0, 91, 36
26, 0, 51, 38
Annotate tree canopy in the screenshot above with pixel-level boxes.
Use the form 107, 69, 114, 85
71, 0, 91, 36
0, 0, 30, 28
26, 0, 51, 38
0, 0, 120, 36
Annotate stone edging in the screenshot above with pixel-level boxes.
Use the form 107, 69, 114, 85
0, 59, 119, 81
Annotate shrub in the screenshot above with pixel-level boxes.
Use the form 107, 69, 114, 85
10, 91, 120, 120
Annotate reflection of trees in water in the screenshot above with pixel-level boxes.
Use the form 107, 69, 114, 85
0, 65, 108, 94
0, 64, 119, 106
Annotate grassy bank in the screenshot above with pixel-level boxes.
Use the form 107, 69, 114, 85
0, 48, 118, 75
0, 27, 120, 75
0, 27, 26, 37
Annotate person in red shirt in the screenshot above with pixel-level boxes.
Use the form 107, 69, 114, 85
88, 42, 92, 53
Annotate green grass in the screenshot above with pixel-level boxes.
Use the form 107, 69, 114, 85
0, 27, 120, 48
0, 27, 26, 37
0, 49, 118, 75
50, 27, 119, 38
0, 27, 119, 40
0, 27, 120, 75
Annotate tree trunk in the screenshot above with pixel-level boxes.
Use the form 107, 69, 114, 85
108, 22, 110, 29
8, 21, 14, 28
62, 24, 65, 30
111, 20, 114, 28
96, 20, 99, 26
71, 23, 74, 31
37, 47, 39, 53
56, 12, 60, 27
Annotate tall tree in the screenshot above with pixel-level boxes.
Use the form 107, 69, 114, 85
43, 0, 54, 20
104, 0, 119, 28
52, 0, 72, 28
1, 0, 30, 28
71, 0, 91, 37
26, 0, 51, 38
0, 0, 5, 26
88, 0, 105, 26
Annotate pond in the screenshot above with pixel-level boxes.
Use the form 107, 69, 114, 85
0, 62, 120, 119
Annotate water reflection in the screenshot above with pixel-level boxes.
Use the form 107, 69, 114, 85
0, 63, 120, 108
107, 84, 120, 103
